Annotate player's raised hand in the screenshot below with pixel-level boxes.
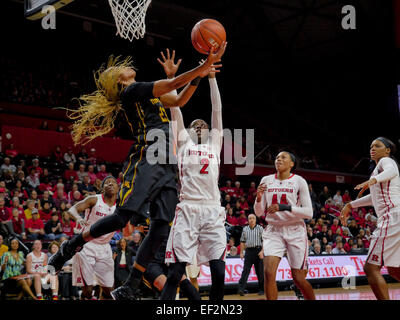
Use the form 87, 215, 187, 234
339, 203, 352, 226
199, 59, 215, 78
206, 41, 227, 64
256, 183, 266, 202
157, 49, 182, 79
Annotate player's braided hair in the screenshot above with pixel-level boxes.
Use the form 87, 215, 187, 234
66, 55, 135, 145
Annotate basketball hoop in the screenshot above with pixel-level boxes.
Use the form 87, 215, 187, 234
108, 0, 152, 42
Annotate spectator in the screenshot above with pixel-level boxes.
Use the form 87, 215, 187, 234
38, 176, 53, 194
310, 243, 321, 255
348, 219, 360, 238
14, 180, 28, 200
88, 148, 98, 167
46, 241, 60, 259
308, 184, 317, 204
226, 208, 239, 226
330, 218, 342, 235
28, 159, 43, 177
237, 214, 264, 296
70, 191, 83, 206
228, 246, 238, 257
1, 157, 16, 175
247, 181, 257, 205
237, 211, 248, 227
9, 208, 26, 241
77, 148, 89, 165
0, 197, 10, 224
8, 197, 24, 218
307, 225, 316, 242
342, 190, 351, 203
61, 212, 76, 238
233, 181, 244, 199
96, 164, 109, 181
322, 244, 333, 255
64, 162, 79, 182
128, 231, 142, 259
26, 240, 59, 300
356, 237, 366, 252
239, 196, 250, 213
333, 190, 343, 207
24, 200, 37, 220
80, 175, 95, 197
233, 200, 243, 216
313, 218, 324, 233
3, 170, 15, 192
77, 164, 88, 182
51, 146, 64, 164
316, 224, 329, 241
110, 231, 123, 251
332, 241, 346, 254
326, 229, 333, 243
5, 144, 18, 159
39, 201, 54, 222
44, 212, 67, 241
343, 238, 354, 253
0, 238, 37, 300
319, 186, 331, 205
113, 238, 134, 287
93, 178, 102, 194
25, 168, 40, 191
63, 147, 76, 164
29, 190, 41, 209
221, 194, 233, 208
26, 209, 45, 240
333, 228, 343, 243
342, 227, 351, 241
226, 236, 239, 253
87, 164, 97, 185
41, 190, 55, 209
0, 235, 8, 258
67, 183, 80, 202
53, 186, 68, 210
220, 180, 235, 198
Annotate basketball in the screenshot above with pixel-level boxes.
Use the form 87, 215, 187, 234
191, 19, 226, 54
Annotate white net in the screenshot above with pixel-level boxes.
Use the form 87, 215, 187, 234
108, 0, 152, 42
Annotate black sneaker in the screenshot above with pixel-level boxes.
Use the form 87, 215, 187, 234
290, 284, 304, 300
238, 290, 245, 296
110, 285, 141, 300
257, 290, 264, 295
48, 241, 75, 274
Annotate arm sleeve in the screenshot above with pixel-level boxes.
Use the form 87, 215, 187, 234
169, 89, 189, 148
209, 78, 223, 151
121, 82, 155, 103
374, 158, 399, 184
254, 178, 267, 217
277, 178, 313, 220
350, 194, 373, 208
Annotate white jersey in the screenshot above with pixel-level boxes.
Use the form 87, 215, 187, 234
81, 194, 116, 245
178, 138, 221, 202
351, 157, 400, 219
254, 173, 313, 226
28, 252, 46, 273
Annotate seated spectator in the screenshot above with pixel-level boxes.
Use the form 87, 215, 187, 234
226, 208, 239, 226
88, 148, 98, 167
24, 200, 37, 220
39, 201, 54, 222
326, 229, 333, 243
46, 241, 60, 259
322, 244, 333, 255
310, 243, 321, 255
128, 231, 143, 260
64, 147, 76, 164
355, 210, 366, 229
349, 243, 364, 254
233, 181, 244, 199
221, 194, 233, 208
9, 208, 26, 241
0, 197, 10, 223
53, 185, 68, 210
343, 238, 354, 253
96, 164, 109, 181
5, 143, 18, 159
319, 186, 331, 204
13, 180, 29, 201
348, 219, 360, 238
330, 218, 342, 235
333, 190, 343, 207
320, 236, 329, 252
110, 231, 123, 251
332, 228, 343, 243
38, 176, 53, 194
80, 175, 95, 197
365, 228, 372, 241
87, 164, 97, 185
26, 168, 40, 191
113, 238, 134, 288
332, 235, 343, 247
93, 178, 102, 194
28, 159, 43, 177
61, 212, 76, 238
0, 235, 8, 258
313, 218, 324, 233
342, 190, 351, 203
44, 212, 67, 241
67, 183, 80, 202
356, 237, 367, 252
1, 157, 16, 175
233, 200, 243, 216
64, 162, 79, 182
77, 148, 89, 165
332, 241, 346, 254
247, 181, 257, 205
307, 225, 316, 242
29, 190, 41, 209
220, 180, 235, 199
56, 202, 69, 220
228, 246, 238, 257
26, 209, 45, 240
41, 190, 55, 208
316, 224, 329, 240
51, 145, 64, 164
239, 196, 250, 213
70, 191, 83, 206
237, 211, 248, 227
0, 238, 37, 300
26, 240, 59, 300
77, 164, 88, 182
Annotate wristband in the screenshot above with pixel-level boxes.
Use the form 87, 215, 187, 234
278, 204, 292, 212
190, 76, 201, 86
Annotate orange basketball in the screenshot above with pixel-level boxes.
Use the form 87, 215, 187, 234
191, 19, 226, 54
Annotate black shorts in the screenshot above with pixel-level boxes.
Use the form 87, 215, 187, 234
143, 262, 168, 288
117, 145, 178, 223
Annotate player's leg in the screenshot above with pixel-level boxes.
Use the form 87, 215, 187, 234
387, 267, 400, 282
17, 278, 37, 300
291, 269, 315, 300
179, 275, 201, 300
160, 261, 187, 300
263, 256, 281, 300
209, 259, 225, 300
93, 244, 115, 300
364, 263, 389, 300
32, 274, 43, 299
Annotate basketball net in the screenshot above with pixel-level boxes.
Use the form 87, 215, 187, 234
108, 0, 152, 42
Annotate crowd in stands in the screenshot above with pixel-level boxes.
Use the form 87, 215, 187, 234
0, 145, 377, 299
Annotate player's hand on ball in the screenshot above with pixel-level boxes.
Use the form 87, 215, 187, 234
157, 48, 182, 79
199, 59, 215, 78
206, 41, 227, 64
267, 204, 279, 214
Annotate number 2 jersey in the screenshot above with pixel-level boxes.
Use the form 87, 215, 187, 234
254, 173, 313, 226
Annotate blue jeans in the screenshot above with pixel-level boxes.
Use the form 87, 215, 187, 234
44, 233, 67, 241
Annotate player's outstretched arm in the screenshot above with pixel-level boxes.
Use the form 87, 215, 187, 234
68, 196, 98, 227
208, 69, 223, 149
152, 42, 227, 98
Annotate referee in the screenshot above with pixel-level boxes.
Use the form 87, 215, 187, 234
237, 214, 264, 296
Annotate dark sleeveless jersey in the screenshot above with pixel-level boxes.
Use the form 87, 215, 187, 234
120, 81, 172, 156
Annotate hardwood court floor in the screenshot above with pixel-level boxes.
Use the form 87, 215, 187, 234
216, 283, 400, 300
